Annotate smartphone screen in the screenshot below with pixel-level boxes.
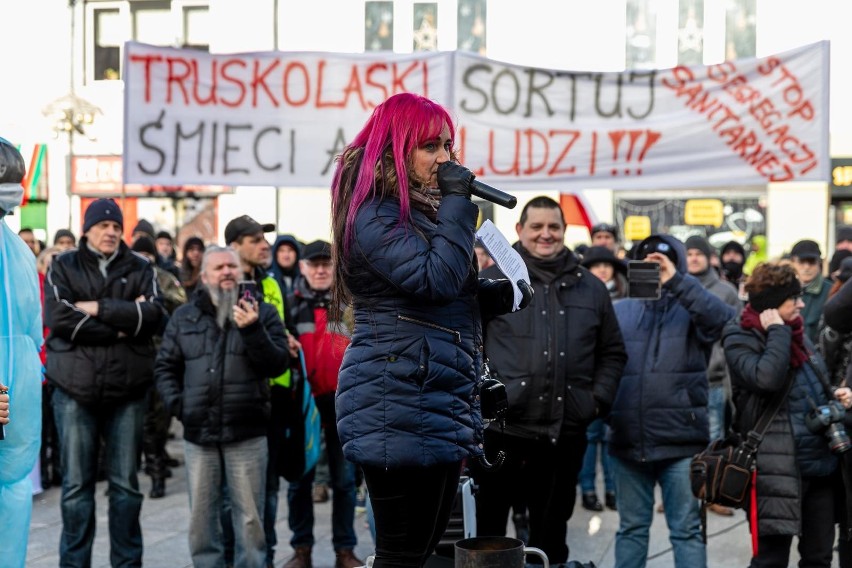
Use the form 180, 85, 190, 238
627, 261, 661, 300
237, 280, 259, 304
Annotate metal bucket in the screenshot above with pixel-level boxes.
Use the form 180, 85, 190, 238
454, 536, 549, 568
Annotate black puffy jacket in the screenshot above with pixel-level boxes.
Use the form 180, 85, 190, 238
44, 239, 165, 406
482, 244, 627, 442
154, 289, 289, 445
723, 320, 838, 537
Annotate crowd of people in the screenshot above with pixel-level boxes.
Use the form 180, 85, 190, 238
4, 93, 852, 568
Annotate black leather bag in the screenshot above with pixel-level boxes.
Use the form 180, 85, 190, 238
690, 371, 793, 509
689, 433, 756, 508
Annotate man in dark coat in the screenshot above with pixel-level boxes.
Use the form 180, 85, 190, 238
45, 198, 166, 567
609, 234, 735, 568
155, 245, 289, 568
790, 239, 830, 343
474, 196, 627, 565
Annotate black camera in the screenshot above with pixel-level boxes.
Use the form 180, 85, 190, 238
480, 363, 508, 423
804, 401, 851, 454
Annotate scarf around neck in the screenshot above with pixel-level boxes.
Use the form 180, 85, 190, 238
740, 303, 809, 368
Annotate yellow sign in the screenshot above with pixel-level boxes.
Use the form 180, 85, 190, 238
684, 199, 724, 227
833, 165, 852, 187
623, 216, 652, 242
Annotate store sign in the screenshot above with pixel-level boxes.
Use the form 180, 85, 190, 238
831, 158, 852, 197
123, 41, 830, 191
72, 155, 232, 197
684, 199, 724, 227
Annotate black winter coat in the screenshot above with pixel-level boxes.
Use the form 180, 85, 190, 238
44, 239, 165, 406
723, 320, 839, 537
154, 289, 289, 445
824, 278, 852, 334
482, 245, 627, 442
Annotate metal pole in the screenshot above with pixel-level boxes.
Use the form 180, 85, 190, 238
274, 0, 282, 231
68, 0, 76, 230
67, 129, 74, 231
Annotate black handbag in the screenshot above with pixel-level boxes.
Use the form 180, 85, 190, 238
689, 370, 793, 509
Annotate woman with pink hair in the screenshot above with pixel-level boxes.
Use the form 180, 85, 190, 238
331, 93, 530, 567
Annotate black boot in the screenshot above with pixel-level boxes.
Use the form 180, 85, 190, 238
581, 492, 604, 512
149, 476, 166, 499
605, 491, 617, 511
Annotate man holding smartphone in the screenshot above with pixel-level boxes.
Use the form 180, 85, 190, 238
608, 234, 735, 568
155, 245, 290, 567
225, 215, 301, 568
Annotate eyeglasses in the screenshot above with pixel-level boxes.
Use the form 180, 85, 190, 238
789, 292, 804, 301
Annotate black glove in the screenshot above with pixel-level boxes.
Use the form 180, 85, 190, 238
517, 279, 534, 310
437, 162, 475, 199
478, 278, 534, 313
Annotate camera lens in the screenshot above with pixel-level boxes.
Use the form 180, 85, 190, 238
826, 423, 852, 454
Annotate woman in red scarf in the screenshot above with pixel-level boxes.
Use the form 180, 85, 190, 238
723, 262, 852, 567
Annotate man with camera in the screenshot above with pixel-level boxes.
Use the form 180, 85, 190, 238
608, 234, 735, 568
155, 245, 290, 567
474, 196, 627, 566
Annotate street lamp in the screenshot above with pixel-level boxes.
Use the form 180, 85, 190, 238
42, 92, 101, 229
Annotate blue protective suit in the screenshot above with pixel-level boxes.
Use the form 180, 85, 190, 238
0, 182, 43, 568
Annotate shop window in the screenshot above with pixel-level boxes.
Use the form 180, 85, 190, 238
182, 5, 210, 51
84, 0, 209, 83
457, 0, 485, 55
94, 7, 122, 80
365, 1, 393, 52
132, 1, 173, 46
412, 3, 438, 52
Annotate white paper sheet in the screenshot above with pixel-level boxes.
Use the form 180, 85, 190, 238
475, 220, 531, 311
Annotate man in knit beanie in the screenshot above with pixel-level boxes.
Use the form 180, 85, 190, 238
45, 197, 165, 566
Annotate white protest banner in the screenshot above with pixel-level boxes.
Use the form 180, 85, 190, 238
124, 41, 829, 190
123, 42, 451, 186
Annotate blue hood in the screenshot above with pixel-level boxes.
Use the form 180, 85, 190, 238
635, 233, 687, 275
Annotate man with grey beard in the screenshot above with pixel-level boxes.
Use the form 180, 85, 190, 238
155, 246, 289, 568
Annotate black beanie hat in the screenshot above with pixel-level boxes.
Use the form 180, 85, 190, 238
685, 235, 714, 259
132, 219, 155, 240
748, 278, 802, 312
721, 240, 747, 260
83, 198, 123, 234
829, 249, 852, 276
53, 228, 76, 246
130, 235, 157, 258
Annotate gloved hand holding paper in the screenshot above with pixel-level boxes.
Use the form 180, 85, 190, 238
475, 220, 531, 311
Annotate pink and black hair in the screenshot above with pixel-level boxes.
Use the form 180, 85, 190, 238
330, 92, 456, 256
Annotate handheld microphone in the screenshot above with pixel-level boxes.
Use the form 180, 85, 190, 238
471, 179, 517, 209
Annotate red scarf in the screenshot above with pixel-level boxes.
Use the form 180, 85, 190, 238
740, 304, 809, 368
